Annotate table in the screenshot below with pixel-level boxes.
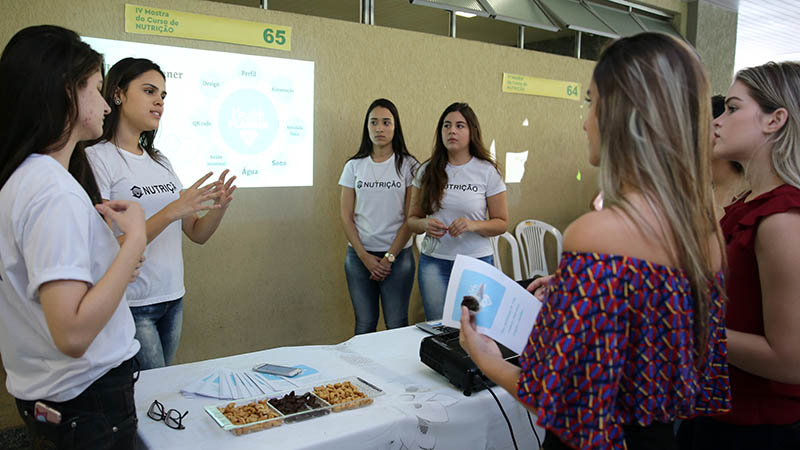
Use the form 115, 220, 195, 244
134, 326, 544, 449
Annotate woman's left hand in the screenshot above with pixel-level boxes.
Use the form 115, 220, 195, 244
448, 217, 476, 237
371, 257, 392, 281
214, 169, 237, 208
459, 306, 502, 365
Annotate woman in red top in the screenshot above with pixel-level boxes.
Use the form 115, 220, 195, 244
679, 62, 800, 449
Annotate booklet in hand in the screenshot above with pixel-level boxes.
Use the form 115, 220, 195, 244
440, 255, 542, 354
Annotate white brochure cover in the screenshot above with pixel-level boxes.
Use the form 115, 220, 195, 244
441, 255, 542, 354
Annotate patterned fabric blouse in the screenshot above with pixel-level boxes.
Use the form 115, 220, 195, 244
517, 252, 731, 450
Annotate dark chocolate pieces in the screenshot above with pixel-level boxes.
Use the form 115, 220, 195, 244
461, 295, 480, 313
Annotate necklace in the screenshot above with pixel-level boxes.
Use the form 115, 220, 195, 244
446, 157, 470, 183
367, 154, 395, 182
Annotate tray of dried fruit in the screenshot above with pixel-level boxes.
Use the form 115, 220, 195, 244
204, 376, 384, 435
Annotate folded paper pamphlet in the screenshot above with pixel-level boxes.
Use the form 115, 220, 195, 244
441, 255, 542, 354
181, 364, 321, 399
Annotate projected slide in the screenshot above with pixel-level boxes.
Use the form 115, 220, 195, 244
83, 37, 314, 187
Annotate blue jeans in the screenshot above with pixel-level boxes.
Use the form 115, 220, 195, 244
345, 246, 415, 334
131, 298, 183, 370
418, 253, 494, 321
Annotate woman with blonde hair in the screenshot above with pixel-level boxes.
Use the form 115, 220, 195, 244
461, 33, 730, 450
679, 62, 800, 449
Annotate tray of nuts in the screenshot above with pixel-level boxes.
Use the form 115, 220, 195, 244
204, 376, 383, 435
311, 377, 383, 413
206, 398, 284, 435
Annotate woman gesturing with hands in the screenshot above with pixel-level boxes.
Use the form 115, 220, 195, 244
84, 57, 236, 369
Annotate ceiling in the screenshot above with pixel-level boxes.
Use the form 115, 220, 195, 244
218, 0, 800, 67
732, 0, 800, 71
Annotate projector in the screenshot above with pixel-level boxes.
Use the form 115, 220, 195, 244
419, 330, 519, 396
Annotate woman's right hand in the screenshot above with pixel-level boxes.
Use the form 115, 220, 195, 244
130, 255, 146, 283
96, 200, 146, 241
361, 253, 391, 281
169, 172, 223, 220
425, 218, 448, 238
526, 275, 553, 299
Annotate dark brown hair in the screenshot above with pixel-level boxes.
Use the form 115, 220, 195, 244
419, 102, 498, 214
0, 25, 104, 200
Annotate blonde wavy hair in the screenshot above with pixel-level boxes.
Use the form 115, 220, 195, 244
593, 33, 725, 360
735, 62, 800, 188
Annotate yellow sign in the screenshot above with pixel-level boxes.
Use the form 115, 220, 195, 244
502, 73, 580, 101
125, 4, 291, 51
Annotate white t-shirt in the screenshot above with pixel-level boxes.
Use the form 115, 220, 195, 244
86, 141, 185, 307
338, 154, 416, 252
413, 157, 506, 260
0, 154, 139, 402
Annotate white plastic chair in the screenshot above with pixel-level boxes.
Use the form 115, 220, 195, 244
490, 232, 523, 281
515, 219, 563, 279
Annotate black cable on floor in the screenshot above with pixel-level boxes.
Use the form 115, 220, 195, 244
527, 410, 543, 449
484, 384, 519, 450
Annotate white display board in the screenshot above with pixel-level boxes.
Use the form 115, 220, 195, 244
83, 37, 314, 187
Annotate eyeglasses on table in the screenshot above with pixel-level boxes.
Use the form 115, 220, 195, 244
147, 399, 188, 430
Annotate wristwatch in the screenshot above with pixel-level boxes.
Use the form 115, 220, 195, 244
384, 252, 396, 263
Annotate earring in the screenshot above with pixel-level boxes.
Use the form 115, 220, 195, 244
114, 98, 121, 105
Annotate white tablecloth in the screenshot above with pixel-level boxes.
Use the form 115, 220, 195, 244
134, 326, 544, 449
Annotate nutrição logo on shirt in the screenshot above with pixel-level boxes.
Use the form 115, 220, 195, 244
446, 183, 479, 192
356, 180, 402, 190
130, 182, 177, 199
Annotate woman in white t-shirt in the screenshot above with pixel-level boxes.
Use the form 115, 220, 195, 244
339, 99, 419, 334
84, 58, 236, 369
408, 102, 508, 320
0, 26, 146, 449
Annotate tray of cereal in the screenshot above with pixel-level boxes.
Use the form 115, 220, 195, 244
311, 377, 383, 412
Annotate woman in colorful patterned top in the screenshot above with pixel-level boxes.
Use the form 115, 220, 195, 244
677, 63, 800, 449
459, 33, 731, 450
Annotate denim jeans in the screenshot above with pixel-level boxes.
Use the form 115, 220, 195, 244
131, 297, 183, 370
418, 253, 493, 321
344, 246, 415, 334
16, 358, 137, 450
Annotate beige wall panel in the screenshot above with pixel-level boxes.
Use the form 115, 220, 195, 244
0, 0, 597, 429
693, 1, 738, 95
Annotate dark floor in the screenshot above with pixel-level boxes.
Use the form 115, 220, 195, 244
0, 426, 29, 450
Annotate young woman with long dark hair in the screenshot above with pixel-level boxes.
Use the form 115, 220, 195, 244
84, 57, 236, 369
407, 102, 508, 320
339, 98, 418, 334
461, 33, 731, 450
0, 25, 145, 449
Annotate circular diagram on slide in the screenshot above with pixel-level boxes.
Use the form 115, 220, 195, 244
218, 89, 279, 155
